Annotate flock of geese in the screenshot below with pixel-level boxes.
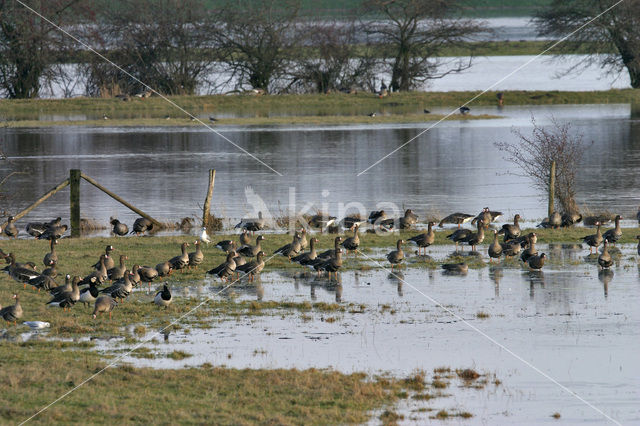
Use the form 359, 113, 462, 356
0, 207, 635, 326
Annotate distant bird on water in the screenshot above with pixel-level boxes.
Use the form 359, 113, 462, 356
367, 112, 376, 117
459, 106, 470, 115
209, 116, 218, 123
423, 109, 430, 114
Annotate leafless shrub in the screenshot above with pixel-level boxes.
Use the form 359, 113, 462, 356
495, 117, 587, 215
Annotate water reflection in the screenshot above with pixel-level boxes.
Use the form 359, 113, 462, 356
598, 269, 614, 298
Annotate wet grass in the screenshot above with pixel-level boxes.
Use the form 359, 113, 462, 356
0, 341, 415, 425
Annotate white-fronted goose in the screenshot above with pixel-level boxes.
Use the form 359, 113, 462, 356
292, 238, 318, 266
188, 240, 204, 269
598, 241, 613, 269
462, 220, 485, 251
446, 228, 473, 251
340, 215, 366, 230
100, 271, 133, 302
92, 295, 117, 319
138, 266, 159, 290
315, 248, 343, 279
3, 216, 18, 238
0, 294, 22, 325
80, 255, 108, 286
368, 210, 387, 225
110, 218, 129, 236
317, 237, 343, 260
471, 208, 492, 227
154, 284, 172, 308
441, 262, 468, 274
308, 214, 337, 230
274, 232, 302, 260
79, 281, 100, 307
236, 251, 265, 282
6, 253, 40, 287
215, 239, 236, 253
527, 253, 547, 270
43, 239, 58, 267
93, 245, 115, 270
207, 251, 238, 282
584, 214, 611, 227
239, 229, 251, 246
488, 230, 503, 262
561, 212, 582, 227
234, 211, 265, 235
341, 225, 360, 255
602, 215, 622, 246
582, 222, 603, 254
538, 211, 562, 229
520, 234, 538, 263
501, 240, 521, 258
47, 276, 80, 310
497, 214, 521, 241
239, 235, 265, 257
49, 274, 72, 298
386, 239, 404, 270
408, 221, 435, 255
438, 212, 474, 228
169, 242, 190, 271
298, 228, 308, 250
156, 260, 172, 277
108, 255, 128, 281
37, 223, 68, 240
26, 221, 48, 238
131, 217, 154, 235
42, 261, 57, 279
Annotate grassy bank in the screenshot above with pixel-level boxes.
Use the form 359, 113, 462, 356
1, 89, 639, 128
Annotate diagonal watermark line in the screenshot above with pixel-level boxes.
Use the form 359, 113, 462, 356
356, 250, 621, 425
15, 0, 283, 177
357, 0, 625, 176
20, 253, 279, 425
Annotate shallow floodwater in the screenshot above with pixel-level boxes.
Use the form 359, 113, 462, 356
2, 104, 640, 234
89, 243, 640, 424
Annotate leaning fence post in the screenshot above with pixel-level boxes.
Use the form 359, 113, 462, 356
202, 169, 216, 227
548, 161, 556, 219
70, 169, 81, 237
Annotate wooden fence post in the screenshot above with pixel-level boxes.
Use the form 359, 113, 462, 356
202, 169, 216, 227
548, 161, 556, 219
70, 169, 81, 237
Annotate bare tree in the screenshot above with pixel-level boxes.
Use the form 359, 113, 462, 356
363, 0, 485, 92
536, 0, 640, 88
495, 118, 586, 215
0, 0, 83, 98
212, 0, 301, 93
85, 0, 217, 97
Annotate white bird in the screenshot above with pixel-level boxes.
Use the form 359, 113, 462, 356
200, 227, 211, 245
24, 321, 50, 330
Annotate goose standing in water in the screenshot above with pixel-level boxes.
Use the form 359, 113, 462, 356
408, 221, 435, 255
315, 248, 343, 279
238, 235, 265, 258
598, 241, 613, 269
497, 214, 521, 241
274, 232, 302, 261
447, 227, 473, 251
110, 218, 129, 236
316, 237, 343, 260
462, 220, 485, 252
602, 215, 622, 246
292, 238, 318, 266
340, 225, 360, 255
207, 251, 238, 282
582, 222, 603, 254
438, 212, 474, 228
386, 239, 404, 270
154, 284, 172, 308
488, 230, 503, 263
526, 253, 547, 270
236, 251, 265, 282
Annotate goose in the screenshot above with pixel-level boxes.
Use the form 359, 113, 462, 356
368, 210, 386, 225
308, 214, 337, 230
438, 212, 474, 228
471, 208, 492, 227
100, 271, 134, 302
341, 225, 360, 255
43, 239, 58, 267
26, 221, 48, 238
537, 211, 563, 229
602, 215, 622, 246
49, 274, 72, 298
340, 215, 366, 230
501, 240, 522, 258
131, 217, 154, 235
317, 236, 343, 260
582, 222, 603, 254
386, 239, 404, 270
93, 245, 115, 270
497, 214, 521, 241
107, 255, 128, 281
3, 216, 18, 238
130, 265, 142, 286
239, 235, 265, 258
274, 232, 302, 260
527, 253, 547, 270
28, 263, 58, 291
110, 218, 129, 236
462, 220, 485, 251
168, 242, 190, 271
488, 230, 503, 262
298, 228, 308, 250
408, 221, 435, 255
441, 262, 468, 274
37, 224, 68, 240
154, 284, 172, 308
188, 240, 204, 269
447, 228, 473, 251
598, 241, 613, 269
314, 248, 343, 279
239, 229, 251, 246
156, 260, 172, 277
42, 261, 57, 279
80, 255, 108, 286
0, 294, 22, 325
561, 212, 582, 227
234, 211, 265, 235
207, 251, 238, 282
92, 296, 117, 319
46, 276, 80, 310
292, 238, 318, 266
138, 266, 159, 290
399, 209, 418, 229
520, 234, 538, 263
215, 239, 236, 253
79, 281, 100, 307
459, 106, 470, 115
6, 253, 40, 287
236, 251, 265, 282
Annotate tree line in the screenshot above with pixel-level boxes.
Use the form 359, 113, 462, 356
0, 0, 638, 99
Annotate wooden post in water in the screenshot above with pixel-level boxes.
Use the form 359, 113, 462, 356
548, 161, 556, 219
70, 169, 81, 237
202, 169, 216, 227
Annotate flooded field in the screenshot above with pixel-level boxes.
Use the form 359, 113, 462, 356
62, 242, 639, 424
